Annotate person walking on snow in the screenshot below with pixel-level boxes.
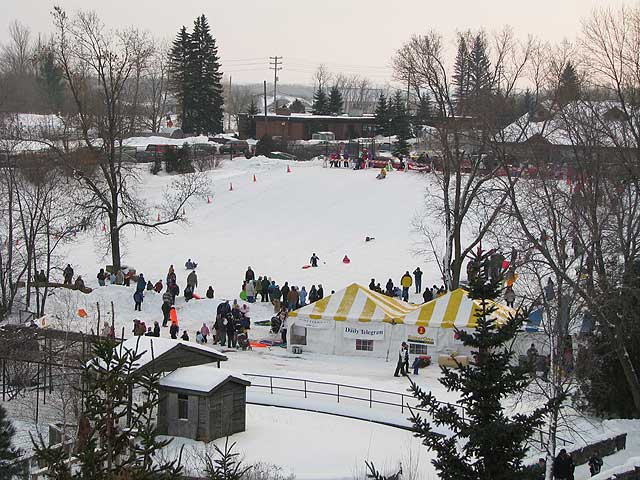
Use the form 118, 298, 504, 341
136, 274, 146, 293
97, 268, 107, 286
413, 267, 423, 294
299, 286, 307, 307
245, 267, 255, 281
310, 253, 319, 267
187, 270, 198, 290
400, 271, 413, 302
63, 264, 74, 285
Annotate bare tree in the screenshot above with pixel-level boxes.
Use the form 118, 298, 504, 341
311, 64, 332, 91
142, 39, 170, 133
42, 8, 210, 271
394, 29, 533, 289
0, 21, 33, 76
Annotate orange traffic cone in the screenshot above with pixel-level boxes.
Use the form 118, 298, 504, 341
229, 182, 233, 191
287, 165, 291, 173
253, 174, 257, 182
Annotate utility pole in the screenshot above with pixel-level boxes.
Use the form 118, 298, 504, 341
269, 56, 283, 112
228, 75, 232, 131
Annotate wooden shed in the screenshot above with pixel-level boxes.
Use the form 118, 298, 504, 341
157, 366, 250, 442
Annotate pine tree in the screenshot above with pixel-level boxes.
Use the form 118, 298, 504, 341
468, 33, 493, 114
453, 32, 471, 114
374, 94, 390, 136
557, 62, 580, 106
312, 87, 329, 115
36, 45, 64, 113
416, 94, 432, 124
290, 98, 305, 113
32, 336, 182, 477
169, 26, 193, 133
391, 91, 411, 157
246, 98, 260, 137
404, 250, 550, 480
328, 85, 344, 115
189, 15, 224, 135
0, 404, 21, 479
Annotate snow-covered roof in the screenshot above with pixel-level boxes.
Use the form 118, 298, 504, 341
121, 135, 214, 150
259, 113, 375, 121
501, 100, 638, 148
159, 365, 250, 393
91, 337, 227, 373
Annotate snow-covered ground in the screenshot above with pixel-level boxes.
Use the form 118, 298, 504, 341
6, 155, 639, 479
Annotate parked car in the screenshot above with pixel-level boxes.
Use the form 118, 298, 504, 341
219, 140, 250, 155
268, 151, 298, 161
145, 144, 178, 154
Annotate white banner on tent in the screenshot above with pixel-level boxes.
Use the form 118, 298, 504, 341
343, 325, 385, 340
293, 317, 333, 329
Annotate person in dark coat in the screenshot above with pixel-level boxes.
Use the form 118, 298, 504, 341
153, 321, 160, 337
146, 280, 154, 291
226, 316, 237, 348
588, 451, 603, 476
413, 267, 423, 294
169, 322, 179, 339
394, 342, 408, 376
97, 268, 107, 286
180, 330, 189, 341
133, 290, 143, 311
310, 253, 319, 267
317, 284, 324, 299
423, 288, 433, 303
154, 280, 163, 293
308, 285, 318, 303
369, 279, 376, 290
206, 286, 214, 299
136, 274, 146, 293
261, 277, 270, 302
386, 279, 394, 296
245, 267, 255, 281
184, 284, 194, 302
553, 449, 575, 480
281, 282, 290, 307
161, 298, 171, 327
63, 264, 74, 285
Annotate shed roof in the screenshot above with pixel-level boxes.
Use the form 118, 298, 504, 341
159, 366, 250, 394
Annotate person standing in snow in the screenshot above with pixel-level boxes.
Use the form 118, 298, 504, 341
280, 313, 288, 344
200, 322, 210, 343
299, 286, 307, 307
133, 290, 143, 311
287, 286, 299, 311
261, 276, 270, 302
255, 276, 263, 301
423, 287, 433, 303
385, 279, 394, 296
169, 322, 179, 339
184, 284, 194, 302
504, 285, 516, 307
115, 269, 124, 285
152, 321, 160, 337
180, 330, 189, 341
310, 253, 319, 267
63, 264, 74, 285
369, 279, 376, 290
588, 451, 603, 476
413, 267, 423, 294
308, 285, 318, 303
317, 284, 324, 299
394, 342, 408, 377
553, 449, 575, 480
154, 280, 163, 293
187, 270, 198, 291
245, 267, 255, 282
245, 280, 256, 303
206, 286, 214, 299
97, 268, 107, 286
281, 282, 290, 308
74, 276, 85, 290
400, 271, 413, 302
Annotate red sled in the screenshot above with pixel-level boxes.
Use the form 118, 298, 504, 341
193, 293, 202, 300
342, 256, 351, 264
302, 264, 312, 269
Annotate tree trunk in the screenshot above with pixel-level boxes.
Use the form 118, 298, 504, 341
613, 322, 640, 416
110, 221, 121, 272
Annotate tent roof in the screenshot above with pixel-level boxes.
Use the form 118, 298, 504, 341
288, 283, 415, 323
401, 288, 515, 328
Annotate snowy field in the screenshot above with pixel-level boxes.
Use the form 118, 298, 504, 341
8, 156, 639, 479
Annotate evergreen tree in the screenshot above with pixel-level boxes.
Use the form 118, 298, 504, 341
169, 26, 194, 133
255, 134, 276, 156
36, 46, 64, 113
468, 33, 493, 114
245, 98, 260, 137
290, 98, 305, 113
391, 91, 411, 157
189, 15, 224, 135
453, 33, 471, 114
0, 404, 21, 479
328, 85, 344, 115
312, 87, 329, 115
32, 336, 182, 477
404, 250, 550, 480
522, 89, 536, 116
374, 94, 390, 136
557, 62, 581, 106
416, 94, 432, 124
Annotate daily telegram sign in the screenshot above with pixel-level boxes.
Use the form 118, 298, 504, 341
343, 325, 385, 340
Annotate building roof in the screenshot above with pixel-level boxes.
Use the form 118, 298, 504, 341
159, 366, 250, 394
90, 337, 227, 374
255, 113, 376, 122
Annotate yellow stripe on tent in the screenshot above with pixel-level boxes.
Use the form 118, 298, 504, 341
308, 295, 332, 319
370, 291, 416, 314
334, 284, 359, 321
359, 297, 378, 322
441, 289, 465, 328
415, 300, 436, 326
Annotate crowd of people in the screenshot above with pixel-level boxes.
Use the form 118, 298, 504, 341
368, 267, 447, 304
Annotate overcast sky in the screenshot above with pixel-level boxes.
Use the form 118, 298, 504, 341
1, 0, 631, 86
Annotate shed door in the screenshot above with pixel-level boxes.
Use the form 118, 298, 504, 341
221, 392, 234, 436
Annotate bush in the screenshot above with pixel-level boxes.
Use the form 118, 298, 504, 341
255, 134, 275, 156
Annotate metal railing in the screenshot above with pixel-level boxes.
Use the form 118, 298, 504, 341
243, 373, 573, 447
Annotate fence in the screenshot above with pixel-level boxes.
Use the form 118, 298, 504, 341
243, 373, 573, 448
